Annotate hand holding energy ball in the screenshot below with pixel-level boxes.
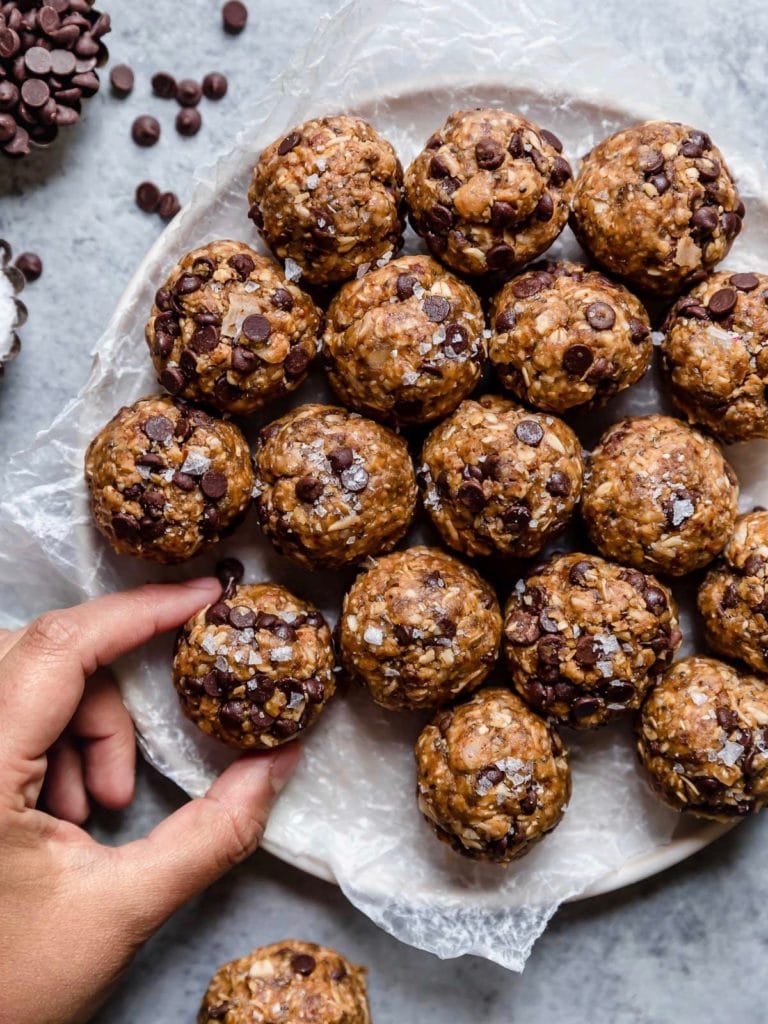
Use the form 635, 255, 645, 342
0, 579, 300, 1024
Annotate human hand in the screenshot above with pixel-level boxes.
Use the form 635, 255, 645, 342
0, 579, 301, 1024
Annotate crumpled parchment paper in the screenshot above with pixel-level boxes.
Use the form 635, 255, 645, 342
1, 0, 767, 972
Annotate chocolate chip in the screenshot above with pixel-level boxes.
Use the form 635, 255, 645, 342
176, 106, 202, 137
304, 678, 325, 703
489, 200, 516, 230
545, 471, 571, 497
229, 346, 256, 374
201, 469, 228, 500
134, 180, 162, 213
512, 273, 552, 299
691, 206, 719, 234
396, 273, 417, 300
150, 71, 177, 99
112, 513, 140, 540
15, 251, 42, 282
534, 193, 554, 221
426, 203, 454, 234
502, 503, 531, 530
729, 272, 759, 292
572, 696, 601, 719
177, 78, 202, 107
157, 192, 181, 220
619, 568, 647, 592
721, 211, 743, 239
486, 243, 515, 271
202, 72, 228, 100
25, 45, 52, 75
539, 611, 560, 634
109, 63, 133, 97
131, 115, 160, 147
494, 308, 516, 332
585, 301, 615, 330
21, 78, 50, 108
681, 134, 706, 158
273, 718, 300, 739
515, 419, 544, 447
628, 317, 649, 344
295, 475, 323, 503
226, 253, 254, 280
284, 346, 310, 378
277, 130, 300, 156
423, 295, 450, 323
708, 287, 737, 318
562, 344, 594, 376
291, 953, 316, 975
340, 465, 369, 493
550, 156, 572, 186
568, 560, 594, 586
537, 635, 563, 667
143, 415, 173, 443
222, 0, 248, 34
638, 148, 664, 174
520, 788, 538, 814
271, 287, 293, 310
644, 586, 667, 614
324, 447, 353, 476
529, 147, 548, 174
237, 315, 271, 346
475, 137, 504, 170
573, 635, 600, 667
457, 479, 486, 512
139, 517, 165, 541
716, 706, 739, 733
219, 700, 248, 727
649, 172, 670, 195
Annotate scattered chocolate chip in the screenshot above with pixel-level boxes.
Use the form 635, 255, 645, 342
176, 106, 201, 137
423, 295, 450, 323
201, 469, 228, 500
222, 0, 248, 33
177, 78, 202, 107
515, 419, 544, 447
729, 272, 759, 292
14, 251, 42, 282
157, 191, 181, 219
562, 344, 594, 376
708, 287, 737, 318
202, 71, 228, 100
277, 130, 300, 156
151, 71, 177, 99
109, 63, 134, 97
21, 78, 50, 108
132, 115, 160, 147
585, 301, 615, 330
716, 706, 739, 733
135, 181, 161, 213
475, 137, 504, 170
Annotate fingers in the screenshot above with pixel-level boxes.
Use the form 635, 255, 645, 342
0, 578, 221, 766
41, 737, 89, 824
119, 743, 302, 935
71, 670, 136, 810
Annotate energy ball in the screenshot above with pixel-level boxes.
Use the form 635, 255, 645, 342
415, 687, 571, 864
581, 414, 738, 576
253, 404, 417, 570
405, 108, 573, 278
571, 120, 743, 296
248, 114, 404, 286
198, 941, 370, 1024
489, 260, 652, 413
339, 546, 502, 711
698, 511, 768, 674
419, 395, 583, 559
174, 583, 335, 750
322, 254, 486, 426
147, 240, 320, 415
660, 270, 768, 443
85, 395, 253, 564
637, 656, 768, 820
504, 553, 682, 729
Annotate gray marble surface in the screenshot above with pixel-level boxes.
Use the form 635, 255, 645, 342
1, 1, 767, 1021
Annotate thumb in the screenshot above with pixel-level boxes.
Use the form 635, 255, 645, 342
117, 742, 301, 935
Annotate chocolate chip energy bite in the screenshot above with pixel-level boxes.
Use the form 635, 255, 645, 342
174, 582, 335, 750
85, 395, 253, 564
415, 687, 571, 864
504, 553, 681, 729
419, 395, 583, 559
253, 404, 417, 570
637, 656, 768, 821
198, 941, 370, 1024
322, 254, 485, 426
405, 108, 573, 277
581, 414, 738, 576
660, 271, 768, 443
147, 240, 320, 415
698, 511, 768, 674
248, 114, 404, 286
339, 546, 501, 711
571, 121, 743, 296
489, 261, 652, 413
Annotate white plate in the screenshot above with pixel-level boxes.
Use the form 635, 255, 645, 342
82, 75, 768, 920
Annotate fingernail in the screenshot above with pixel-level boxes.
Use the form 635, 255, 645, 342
269, 742, 303, 795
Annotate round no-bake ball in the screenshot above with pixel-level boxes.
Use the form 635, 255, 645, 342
339, 546, 502, 711
660, 270, 768, 443
637, 656, 768, 820
581, 414, 738, 576
322, 254, 486, 426
489, 260, 652, 413
504, 553, 681, 729
698, 511, 768, 674
419, 395, 583, 559
198, 941, 370, 1024
85, 395, 253, 564
404, 108, 573, 277
253, 404, 417, 570
174, 582, 335, 750
248, 114, 404, 286
415, 687, 571, 864
571, 120, 743, 296
146, 240, 320, 415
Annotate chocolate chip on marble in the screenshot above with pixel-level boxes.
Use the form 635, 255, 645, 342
131, 115, 160, 147
135, 181, 161, 213
151, 71, 177, 98
202, 72, 228, 100
222, 0, 248, 33
157, 192, 181, 219
515, 419, 544, 447
176, 106, 202, 137
15, 251, 42, 282
177, 78, 202, 107
109, 63, 134, 97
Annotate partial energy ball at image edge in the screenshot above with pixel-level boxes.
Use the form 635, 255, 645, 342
174, 582, 335, 750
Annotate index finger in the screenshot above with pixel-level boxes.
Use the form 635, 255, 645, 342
0, 578, 220, 764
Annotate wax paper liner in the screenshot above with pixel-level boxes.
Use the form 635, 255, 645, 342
1, 0, 767, 972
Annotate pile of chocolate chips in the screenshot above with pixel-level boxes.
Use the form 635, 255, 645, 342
0, 0, 110, 158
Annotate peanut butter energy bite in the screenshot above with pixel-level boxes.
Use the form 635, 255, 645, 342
581, 414, 738, 576
198, 941, 370, 1024
489, 261, 652, 413
637, 656, 768, 820
248, 114, 404, 286
174, 582, 335, 750
698, 511, 768, 674
253, 404, 417, 570
419, 395, 583, 559
339, 546, 502, 711
404, 108, 573, 277
147, 240, 320, 415
504, 553, 681, 729
571, 120, 743, 296
322, 254, 486, 426
85, 395, 253, 564
660, 271, 768, 443
415, 687, 571, 863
